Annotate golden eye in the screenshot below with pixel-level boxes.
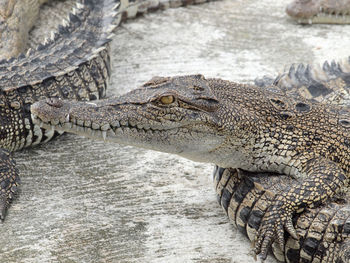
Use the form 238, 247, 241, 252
192, 86, 204, 91
160, 95, 175, 105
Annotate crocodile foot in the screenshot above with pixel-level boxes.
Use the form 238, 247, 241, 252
0, 149, 20, 219
254, 197, 298, 260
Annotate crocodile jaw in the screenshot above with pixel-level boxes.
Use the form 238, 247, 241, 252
30, 98, 226, 164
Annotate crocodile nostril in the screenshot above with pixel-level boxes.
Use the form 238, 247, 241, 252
46, 98, 63, 108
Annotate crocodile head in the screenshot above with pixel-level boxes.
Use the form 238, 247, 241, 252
30, 75, 231, 164
286, 0, 350, 24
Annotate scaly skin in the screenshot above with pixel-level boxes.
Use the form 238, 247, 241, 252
218, 57, 350, 262
213, 167, 350, 263
0, 0, 216, 218
254, 58, 350, 106
31, 74, 350, 260
286, 0, 350, 24
0, 0, 118, 219
2, 0, 346, 260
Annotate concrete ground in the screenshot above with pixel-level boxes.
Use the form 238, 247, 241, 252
1, 0, 349, 262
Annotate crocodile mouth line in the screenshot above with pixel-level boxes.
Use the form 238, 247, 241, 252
31, 113, 178, 141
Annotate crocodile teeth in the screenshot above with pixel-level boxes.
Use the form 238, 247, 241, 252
101, 123, 110, 131
84, 120, 91, 127
107, 129, 116, 138
64, 123, 72, 129
102, 131, 107, 141
77, 119, 84, 126
120, 120, 127, 126
111, 121, 120, 128
92, 122, 100, 130
51, 119, 59, 126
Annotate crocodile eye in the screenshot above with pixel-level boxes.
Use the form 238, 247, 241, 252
191, 86, 204, 91
160, 95, 175, 105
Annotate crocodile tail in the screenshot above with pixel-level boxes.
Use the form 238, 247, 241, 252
0, 0, 119, 99
0, 0, 121, 151
254, 57, 350, 106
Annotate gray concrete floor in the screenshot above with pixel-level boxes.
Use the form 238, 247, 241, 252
1, 0, 349, 262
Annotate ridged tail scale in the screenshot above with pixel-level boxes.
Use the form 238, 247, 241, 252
255, 57, 350, 106
0, 0, 118, 151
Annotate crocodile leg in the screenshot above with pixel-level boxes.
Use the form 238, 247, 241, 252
254, 157, 349, 260
0, 0, 119, 219
214, 166, 350, 262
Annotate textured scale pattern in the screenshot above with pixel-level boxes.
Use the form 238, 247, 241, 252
0, 0, 219, 219
255, 58, 350, 106
213, 167, 350, 263
3, 0, 350, 262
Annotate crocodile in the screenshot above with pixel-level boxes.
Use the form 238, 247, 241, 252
0, 1, 235, 261
0, 0, 118, 219
213, 166, 350, 263
0, 0, 218, 219
286, 0, 350, 24
1, 0, 348, 262
31, 68, 350, 261
210, 57, 350, 262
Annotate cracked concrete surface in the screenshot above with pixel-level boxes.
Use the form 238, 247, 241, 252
0, 0, 349, 262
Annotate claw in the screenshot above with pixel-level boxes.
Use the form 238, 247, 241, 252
259, 249, 268, 261
0, 193, 7, 220
286, 216, 298, 239
259, 234, 272, 260
277, 225, 285, 251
